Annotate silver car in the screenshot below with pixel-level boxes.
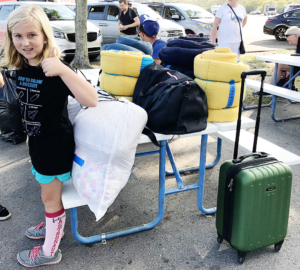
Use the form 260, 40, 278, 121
86, 2, 185, 44
147, 3, 215, 37
0, 1, 102, 59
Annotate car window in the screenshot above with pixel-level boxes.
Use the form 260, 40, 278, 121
107, 6, 119, 21
132, 4, 162, 19
286, 10, 300, 18
150, 5, 163, 15
0, 5, 14, 21
164, 7, 185, 20
290, 10, 300, 18
180, 5, 214, 19
88, 5, 105, 20
38, 4, 75, 20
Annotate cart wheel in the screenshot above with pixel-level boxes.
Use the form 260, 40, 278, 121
238, 256, 245, 264
274, 243, 282, 252
217, 235, 223, 244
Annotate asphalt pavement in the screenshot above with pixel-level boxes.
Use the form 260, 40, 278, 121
240, 15, 294, 52
1, 94, 300, 270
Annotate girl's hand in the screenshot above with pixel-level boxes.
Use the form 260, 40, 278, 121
0, 72, 4, 88
42, 47, 67, 77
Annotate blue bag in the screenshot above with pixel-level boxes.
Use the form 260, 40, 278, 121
167, 39, 215, 49
158, 47, 212, 70
101, 43, 144, 54
117, 36, 153, 55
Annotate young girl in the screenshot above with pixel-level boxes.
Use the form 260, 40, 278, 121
0, 5, 98, 267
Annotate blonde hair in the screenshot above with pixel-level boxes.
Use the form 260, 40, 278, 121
1, 5, 61, 69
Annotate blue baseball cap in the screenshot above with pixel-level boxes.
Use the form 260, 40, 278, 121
139, 14, 160, 37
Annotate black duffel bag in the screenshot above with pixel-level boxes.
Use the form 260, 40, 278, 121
0, 68, 26, 145
133, 63, 208, 145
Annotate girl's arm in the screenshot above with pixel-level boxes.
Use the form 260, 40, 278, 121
211, 17, 221, 44
0, 72, 4, 88
42, 48, 98, 107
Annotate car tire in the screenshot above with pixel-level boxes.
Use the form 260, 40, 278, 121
185, 30, 195, 35
274, 26, 287, 41
89, 54, 99, 60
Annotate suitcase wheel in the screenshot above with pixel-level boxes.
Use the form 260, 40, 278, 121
238, 256, 245, 265
217, 235, 223, 244
274, 241, 284, 252
237, 251, 246, 265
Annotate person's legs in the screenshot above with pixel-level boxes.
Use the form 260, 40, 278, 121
17, 178, 65, 267
270, 63, 290, 85
119, 33, 138, 37
0, 205, 11, 221
40, 178, 65, 256
218, 42, 240, 61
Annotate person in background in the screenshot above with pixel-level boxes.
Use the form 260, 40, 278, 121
210, 0, 247, 60
118, 0, 140, 37
139, 14, 166, 64
0, 205, 11, 220
270, 26, 300, 89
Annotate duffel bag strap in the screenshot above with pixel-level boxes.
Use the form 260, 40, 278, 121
142, 127, 161, 147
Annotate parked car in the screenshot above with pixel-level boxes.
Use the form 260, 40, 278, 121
211, 5, 221, 16
84, 2, 185, 44
286, 4, 300, 12
145, 2, 214, 36
250, 10, 261, 15
0, 1, 102, 59
264, 8, 300, 41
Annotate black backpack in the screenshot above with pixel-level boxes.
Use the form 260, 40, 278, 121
133, 63, 208, 145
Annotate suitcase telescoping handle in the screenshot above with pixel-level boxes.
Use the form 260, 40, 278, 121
234, 69, 267, 160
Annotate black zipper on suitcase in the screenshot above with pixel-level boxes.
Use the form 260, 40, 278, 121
223, 157, 279, 243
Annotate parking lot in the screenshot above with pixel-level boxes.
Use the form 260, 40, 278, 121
90, 14, 294, 64
1, 8, 300, 270
243, 15, 294, 52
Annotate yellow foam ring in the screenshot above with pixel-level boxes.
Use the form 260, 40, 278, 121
100, 50, 152, 78
195, 79, 244, 110
207, 106, 239, 122
200, 47, 237, 64
100, 73, 137, 102
194, 59, 249, 82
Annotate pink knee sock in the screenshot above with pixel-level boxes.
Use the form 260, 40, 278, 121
43, 208, 66, 257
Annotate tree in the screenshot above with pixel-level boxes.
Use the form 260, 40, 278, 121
71, 0, 92, 69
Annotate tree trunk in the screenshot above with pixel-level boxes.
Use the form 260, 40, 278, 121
71, 0, 92, 69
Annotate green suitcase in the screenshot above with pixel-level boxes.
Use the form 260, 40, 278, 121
215, 70, 293, 264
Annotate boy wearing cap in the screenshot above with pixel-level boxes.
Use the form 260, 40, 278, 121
139, 14, 166, 64
270, 26, 300, 87
118, 0, 140, 37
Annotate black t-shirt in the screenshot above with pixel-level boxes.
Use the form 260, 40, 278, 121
16, 64, 75, 176
119, 8, 138, 35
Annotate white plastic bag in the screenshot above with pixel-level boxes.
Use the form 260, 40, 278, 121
67, 68, 101, 124
71, 97, 147, 221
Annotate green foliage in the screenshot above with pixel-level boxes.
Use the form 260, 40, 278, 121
43, 7, 61, 20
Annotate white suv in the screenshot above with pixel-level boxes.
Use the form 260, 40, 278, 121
0, 1, 102, 59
